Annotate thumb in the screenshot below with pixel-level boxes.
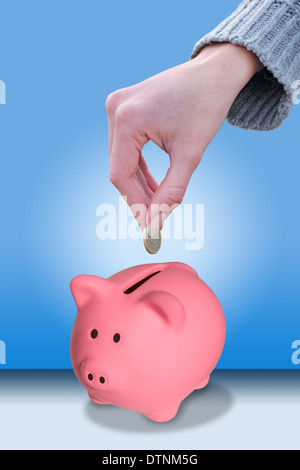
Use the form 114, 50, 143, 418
146, 153, 198, 235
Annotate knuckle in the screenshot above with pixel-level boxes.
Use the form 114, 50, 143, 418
114, 102, 139, 130
163, 186, 186, 206
109, 169, 132, 189
105, 89, 126, 115
109, 169, 120, 186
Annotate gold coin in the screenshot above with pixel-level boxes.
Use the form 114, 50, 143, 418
143, 227, 161, 254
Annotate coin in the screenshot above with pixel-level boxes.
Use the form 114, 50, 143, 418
143, 227, 161, 254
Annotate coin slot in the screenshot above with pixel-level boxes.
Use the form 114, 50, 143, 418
123, 271, 161, 294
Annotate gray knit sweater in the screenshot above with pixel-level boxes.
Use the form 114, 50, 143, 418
191, 0, 300, 130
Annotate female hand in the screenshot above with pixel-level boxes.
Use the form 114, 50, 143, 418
106, 42, 262, 235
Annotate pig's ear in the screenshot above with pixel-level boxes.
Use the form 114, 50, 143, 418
70, 275, 113, 309
139, 291, 185, 331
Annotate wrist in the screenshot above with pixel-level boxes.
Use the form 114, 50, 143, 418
193, 42, 263, 96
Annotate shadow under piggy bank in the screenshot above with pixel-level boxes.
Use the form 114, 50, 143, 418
84, 381, 233, 433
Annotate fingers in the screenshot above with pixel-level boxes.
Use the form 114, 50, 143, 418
138, 153, 159, 194
146, 151, 201, 234
106, 89, 129, 158
136, 165, 154, 201
106, 88, 202, 236
108, 105, 151, 231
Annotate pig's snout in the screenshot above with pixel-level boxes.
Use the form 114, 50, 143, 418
81, 362, 109, 389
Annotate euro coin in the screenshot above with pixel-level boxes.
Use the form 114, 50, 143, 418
143, 227, 161, 254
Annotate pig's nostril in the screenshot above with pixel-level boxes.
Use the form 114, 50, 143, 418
99, 376, 105, 384
91, 329, 98, 339
88, 373, 94, 381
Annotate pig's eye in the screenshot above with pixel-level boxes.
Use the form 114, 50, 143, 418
90, 329, 98, 339
113, 333, 121, 343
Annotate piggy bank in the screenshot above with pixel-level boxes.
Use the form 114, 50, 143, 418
70, 262, 226, 422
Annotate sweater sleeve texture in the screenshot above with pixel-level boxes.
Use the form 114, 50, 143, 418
191, 0, 300, 130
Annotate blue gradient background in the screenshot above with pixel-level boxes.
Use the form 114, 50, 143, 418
0, 0, 299, 368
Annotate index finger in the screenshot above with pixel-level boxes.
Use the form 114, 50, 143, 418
109, 128, 150, 231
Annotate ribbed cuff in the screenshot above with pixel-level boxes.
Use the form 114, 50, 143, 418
191, 0, 300, 130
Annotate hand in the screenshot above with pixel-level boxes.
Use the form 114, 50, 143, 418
105, 42, 262, 234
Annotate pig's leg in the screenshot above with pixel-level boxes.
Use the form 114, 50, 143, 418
145, 404, 179, 422
88, 392, 110, 405
195, 375, 210, 390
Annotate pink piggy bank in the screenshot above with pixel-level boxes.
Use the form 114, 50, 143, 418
70, 262, 226, 422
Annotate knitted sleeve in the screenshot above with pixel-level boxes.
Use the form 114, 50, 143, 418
190, 0, 300, 131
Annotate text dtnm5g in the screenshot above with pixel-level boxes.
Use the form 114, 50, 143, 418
146, 454, 198, 465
